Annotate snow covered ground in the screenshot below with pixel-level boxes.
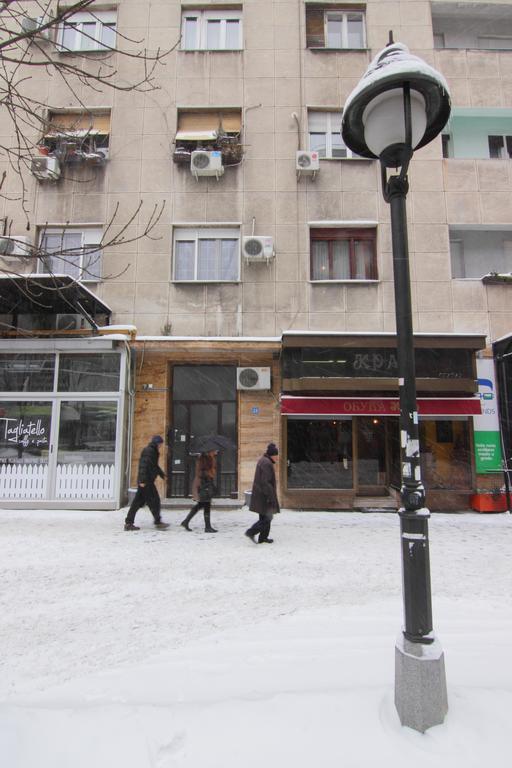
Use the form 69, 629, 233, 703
1, 506, 511, 767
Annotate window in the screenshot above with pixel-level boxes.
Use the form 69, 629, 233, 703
450, 228, 512, 278
306, 5, 366, 49
41, 111, 110, 164
58, 10, 116, 52
308, 110, 359, 159
174, 109, 243, 166
432, 2, 512, 50
38, 228, 103, 282
173, 228, 240, 282
442, 110, 512, 159
310, 228, 377, 281
488, 135, 512, 159
181, 7, 242, 50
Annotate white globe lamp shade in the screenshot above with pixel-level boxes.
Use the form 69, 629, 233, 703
362, 88, 427, 163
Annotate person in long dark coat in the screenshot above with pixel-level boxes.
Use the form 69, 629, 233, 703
180, 450, 218, 532
124, 435, 169, 530
245, 443, 280, 544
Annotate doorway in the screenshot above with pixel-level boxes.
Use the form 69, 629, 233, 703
168, 365, 237, 498
356, 416, 390, 496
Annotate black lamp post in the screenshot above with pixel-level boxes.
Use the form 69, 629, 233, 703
342, 39, 451, 731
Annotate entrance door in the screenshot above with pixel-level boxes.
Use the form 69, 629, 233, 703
169, 365, 237, 498
356, 416, 387, 495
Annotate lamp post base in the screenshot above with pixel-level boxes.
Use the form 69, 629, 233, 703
394, 634, 448, 732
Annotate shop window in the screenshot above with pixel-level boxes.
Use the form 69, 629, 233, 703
0, 354, 55, 392
308, 110, 360, 159
173, 227, 240, 283
310, 228, 377, 281
57, 354, 120, 392
173, 109, 243, 166
57, 401, 117, 467
306, 4, 366, 49
420, 419, 472, 490
0, 401, 52, 466
58, 9, 117, 52
38, 111, 110, 165
38, 227, 103, 282
181, 7, 242, 50
450, 227, 512, 279
287, 418, 353, 489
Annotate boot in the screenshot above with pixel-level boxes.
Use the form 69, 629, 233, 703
181, 506, 198, 531
124, 523, 140, 531
204, 510, 217, 533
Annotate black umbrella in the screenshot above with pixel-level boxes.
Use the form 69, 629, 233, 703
189, 434, 236, 454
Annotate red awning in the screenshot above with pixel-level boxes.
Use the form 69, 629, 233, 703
281, 395, 482, 417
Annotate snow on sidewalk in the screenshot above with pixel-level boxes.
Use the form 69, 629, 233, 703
0, 508, 511, 767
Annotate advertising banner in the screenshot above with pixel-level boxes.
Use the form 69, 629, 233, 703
474, 359, 502, 473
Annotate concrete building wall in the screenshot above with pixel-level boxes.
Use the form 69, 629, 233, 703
3, 0, 512, 345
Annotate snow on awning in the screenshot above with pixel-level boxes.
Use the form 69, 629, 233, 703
281, 395, 482, 417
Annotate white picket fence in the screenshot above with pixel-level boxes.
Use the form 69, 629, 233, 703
0, 462, 115, 500
56, 463, 115, 500
0, 463, 48, 499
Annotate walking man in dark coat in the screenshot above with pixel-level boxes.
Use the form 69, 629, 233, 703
245, 443, 280, 544
124, 435, 169, 531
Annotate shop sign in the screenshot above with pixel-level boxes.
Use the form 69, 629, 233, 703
0, 416, 49, 448
474, 359, 502, 473
281, 396, 481, 416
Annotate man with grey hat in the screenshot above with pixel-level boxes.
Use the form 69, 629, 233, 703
124, 435, 169, 531
245, 442, 280, 544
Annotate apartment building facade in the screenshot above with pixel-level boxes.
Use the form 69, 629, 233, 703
1, 0, 511, 510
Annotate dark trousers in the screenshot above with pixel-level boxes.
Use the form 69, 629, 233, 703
246, 511, 273, 542
188, 501, 211, 519
125, 483, 161, 524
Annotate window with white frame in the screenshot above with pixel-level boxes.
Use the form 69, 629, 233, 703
488, 135, 512, 159
181, 7, 243, 50
38, 228, 103, 282
58, 10, 117, 52
308, 111, 357, 159
450, 228, 512, 278
306, 5, 366, 49
173, 227, 240, 282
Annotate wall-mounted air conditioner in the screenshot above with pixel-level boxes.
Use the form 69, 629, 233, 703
190, 150, 224, 179
21, 16, 52, 40
296, 150, 319, 177
56, 314, 82, 332
0, 236, 33, 259
237, 367, 271, 391
31, 155, 60, 181
242, 236, 275, 263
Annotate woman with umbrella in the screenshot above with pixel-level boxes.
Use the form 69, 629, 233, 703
180, 450, 218, 533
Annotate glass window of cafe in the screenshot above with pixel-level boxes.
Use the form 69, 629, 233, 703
286, 416, 472, 491
0, 352, 122, 469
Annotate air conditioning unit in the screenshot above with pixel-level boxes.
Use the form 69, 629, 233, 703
242, 236, 275, 263
237, 367, 271, 391
21, 16, 53, 40
56, 314, 82, 332
190, 150, 224, 179
0, 236, 32, 259
31, 155, 60, 181
296, 150, 320, 176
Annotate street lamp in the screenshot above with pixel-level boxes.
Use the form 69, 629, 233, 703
342, 39, 451, 733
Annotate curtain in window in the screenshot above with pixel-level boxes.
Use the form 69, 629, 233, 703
220, 239, 238, 280
354, 240, 374, 279
347, 14, 364, 48
225, 20, 240, 48
175, 241, 195, 280
198, 239, 217, 280
332, 240, 350, 279
206, 19, 221, 49
311, 241, 329, 280
42, 232, 82, 279
327, 16, 343, 47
